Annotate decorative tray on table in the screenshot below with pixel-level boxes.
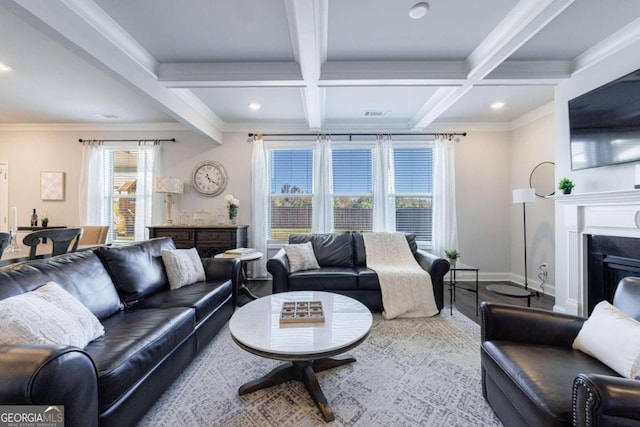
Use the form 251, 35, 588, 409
279, 301, 325, 324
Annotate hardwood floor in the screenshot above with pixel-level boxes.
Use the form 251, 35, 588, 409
245, 279, 555, 325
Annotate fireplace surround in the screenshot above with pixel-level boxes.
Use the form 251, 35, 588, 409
555, 189, 640, 316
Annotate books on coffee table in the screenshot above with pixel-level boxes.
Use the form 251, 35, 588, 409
279, 301, 325, 324
224, 247, 256, 256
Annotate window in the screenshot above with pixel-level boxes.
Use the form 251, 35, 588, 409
103, 146, 155, 242
269, 149, 313, 240
332, 148, 374, 232
393, 147, 433, 241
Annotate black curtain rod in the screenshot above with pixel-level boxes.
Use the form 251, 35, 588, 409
248, 132, 466, 138
78, 138, 176, 143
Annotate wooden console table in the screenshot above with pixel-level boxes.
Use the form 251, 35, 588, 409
147, 225, 248, 258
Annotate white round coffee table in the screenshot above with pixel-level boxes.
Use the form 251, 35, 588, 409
229, 291, 372, 422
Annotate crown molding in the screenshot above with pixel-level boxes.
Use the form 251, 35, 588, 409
0, 122, 187, 132
509, 102, 554, 130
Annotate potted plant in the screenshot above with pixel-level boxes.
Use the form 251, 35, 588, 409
41, 217, 49, 228
444, 249, 461, 267
558, 178, 575, 195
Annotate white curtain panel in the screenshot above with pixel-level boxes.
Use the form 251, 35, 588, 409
373, 134, 396, 232
312, 135, 334, 233
135, 143, 157, 241
151, 142, 166, 227
432, 138, 458, 258
78, 141, 106, 226
250, 137, 268, 278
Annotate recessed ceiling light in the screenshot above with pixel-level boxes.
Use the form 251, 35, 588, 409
409, 2, 429, 19
95, 113, 119, 119
491, 101, 505, 110
248, 102, 261, 111
0, 63, 12, 72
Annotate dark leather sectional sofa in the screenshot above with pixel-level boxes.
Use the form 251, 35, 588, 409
480, 277, 640, 426
0, 237, 240, 427
267, 232, 450, 312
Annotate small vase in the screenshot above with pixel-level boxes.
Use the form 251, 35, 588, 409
449, 258, 457, 268
562, 188, 572, 195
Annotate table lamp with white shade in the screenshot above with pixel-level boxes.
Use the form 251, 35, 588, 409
513, 188, 536, 291
155, 177, 184, 225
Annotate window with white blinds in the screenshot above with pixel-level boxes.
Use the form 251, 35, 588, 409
332, 148, 373, 232
393, 147, 433, 241
269, 149, 313, 240
105, 149, 139, 242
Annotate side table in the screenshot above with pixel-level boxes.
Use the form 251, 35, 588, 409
449, 261, 479, 315
214, 250, 263, 306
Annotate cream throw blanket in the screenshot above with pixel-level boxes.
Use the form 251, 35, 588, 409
363, 232, 439, 319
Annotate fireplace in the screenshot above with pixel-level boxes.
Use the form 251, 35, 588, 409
554, 189, 640, 316
587, 235, 640, 314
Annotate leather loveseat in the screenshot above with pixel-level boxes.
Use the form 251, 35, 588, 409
267, 232, 449, 312
480, 277, 640, 427
0, 237, 240, 427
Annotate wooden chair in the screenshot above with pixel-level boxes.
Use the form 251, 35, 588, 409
77, 225, 109, 245
0, 232, 10, 259
22, 228, 83, 260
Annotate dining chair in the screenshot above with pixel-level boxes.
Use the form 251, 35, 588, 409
76, 225, 109, 245
22, 228, 83, 260
0, 232, 10, 259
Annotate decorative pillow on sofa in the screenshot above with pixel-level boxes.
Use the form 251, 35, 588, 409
283, 242, 321, 273
0, 282, 105, 348
573, 300, 640, 379
161, 248, 206, 290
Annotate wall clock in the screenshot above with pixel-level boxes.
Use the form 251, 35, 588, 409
192, 160, 228, 197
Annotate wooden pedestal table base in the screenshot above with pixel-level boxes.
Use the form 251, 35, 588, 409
238, 355, 356, 422
229, 291, 372, 423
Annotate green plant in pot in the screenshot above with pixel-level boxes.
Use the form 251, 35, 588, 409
558, 177, 575, 195
41, 217, 49, 227
444, 249, 461, 267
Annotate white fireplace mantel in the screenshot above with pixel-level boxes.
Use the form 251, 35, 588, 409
554, 189, 640, 316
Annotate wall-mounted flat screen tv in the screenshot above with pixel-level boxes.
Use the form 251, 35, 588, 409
569, 68, 640, 170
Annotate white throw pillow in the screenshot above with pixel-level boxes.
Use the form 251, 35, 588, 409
283, 242, 320, 273
161, 248, 206, 290
573, 300, 640, 379
0, 282, 105, 348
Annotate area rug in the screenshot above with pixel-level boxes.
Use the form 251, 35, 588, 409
137, 311, 501, 426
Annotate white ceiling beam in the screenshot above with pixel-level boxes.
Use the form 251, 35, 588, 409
158, 62, 303, 87
410, 0, 574, 130
466, 0, 575, 81
321, 61, 468, 81
285, 0, 327, 130
410, 86, 471, 130
571, 16, 640, 75
7, 0, 224, 143
485, 60, 571, 80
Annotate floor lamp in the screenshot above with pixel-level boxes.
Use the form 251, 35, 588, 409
155, 177, 184, 225
513, 188, 536, 291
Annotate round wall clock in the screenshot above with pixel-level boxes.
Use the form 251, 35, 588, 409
192, 160, 228, 197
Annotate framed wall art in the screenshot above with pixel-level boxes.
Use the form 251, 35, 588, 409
40, 171, 65, 201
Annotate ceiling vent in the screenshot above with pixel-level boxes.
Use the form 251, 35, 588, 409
364, 110, 389, 117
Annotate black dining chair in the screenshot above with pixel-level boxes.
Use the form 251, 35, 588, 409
22, 228, 83, 260
0, 232, 10, 259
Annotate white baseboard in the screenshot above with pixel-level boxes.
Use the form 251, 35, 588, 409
445, 271, 556, 297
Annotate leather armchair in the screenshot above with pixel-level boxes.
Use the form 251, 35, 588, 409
481, 277, 640, 427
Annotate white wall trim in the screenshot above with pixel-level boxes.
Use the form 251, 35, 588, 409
509, 102, 554, 130
0, 122, 187, 132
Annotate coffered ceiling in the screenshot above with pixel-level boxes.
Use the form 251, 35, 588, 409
1, 0, 640, 143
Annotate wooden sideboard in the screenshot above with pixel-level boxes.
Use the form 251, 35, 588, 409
147, 225, 248, 258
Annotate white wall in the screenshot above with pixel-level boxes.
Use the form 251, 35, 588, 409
554, 39, 640, 312
454, 131, 511, 279
0, 125, 536, 283
510, 114, 556, 295
0, 127, 252, 230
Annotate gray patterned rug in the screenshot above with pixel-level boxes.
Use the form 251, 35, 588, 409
137, 311, 501, 426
